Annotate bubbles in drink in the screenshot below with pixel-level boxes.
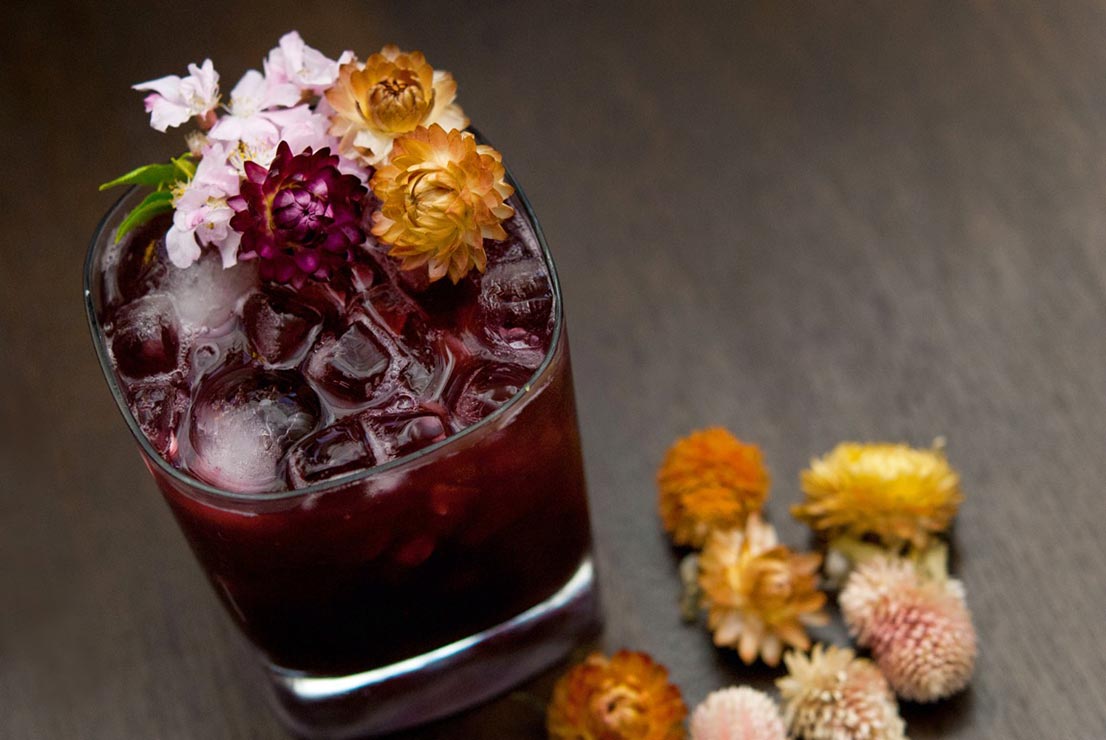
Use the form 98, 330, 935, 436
109, 294, 181, 379
185, 366, 321, 492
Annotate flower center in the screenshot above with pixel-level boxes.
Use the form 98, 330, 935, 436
272, 184, 331, 247
405, 170, 459, 227
591, 685, 649, 735
364, 72, 433, 133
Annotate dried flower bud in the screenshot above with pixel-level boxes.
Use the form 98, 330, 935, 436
777, 644, 906, 740
840, 556, 977, 702
690, 687, 785, 740
658, 428, 770, 548
794, 442, 962, 549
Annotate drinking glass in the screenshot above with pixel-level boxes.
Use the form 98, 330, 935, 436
84, 178, 600, 738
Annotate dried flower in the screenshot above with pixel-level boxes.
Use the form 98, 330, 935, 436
777, 644, 906, 740
840, 556, 977, 702
690, 687, 785, 740
547, 650, 688, 740
370, 124, 514, 283
326, 45, 468, 166
229, 142, 367, 287
794, 442, 962, 549
658, 428, 770, 548
698, 515, 827, 666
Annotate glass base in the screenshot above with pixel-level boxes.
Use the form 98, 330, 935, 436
264, 557, 600, 738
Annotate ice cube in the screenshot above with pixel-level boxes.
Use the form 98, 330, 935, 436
474, 256, 553, 364
109, 294, 181, 379
186, 366, 321, 493
243, 288, 323, 367
361, 407, 449, 462
447, 361, 533, 428
285, 418, 376, 488
101, 215, 172, 308
304, 317, 405, 409
126, 377, 187, 456
360, 282, 445, 372
164, 251, 256, 336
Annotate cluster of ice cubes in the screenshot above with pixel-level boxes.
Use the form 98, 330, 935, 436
101, 208, 555, 493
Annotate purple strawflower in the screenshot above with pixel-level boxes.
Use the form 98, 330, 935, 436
229, 141, 368, 287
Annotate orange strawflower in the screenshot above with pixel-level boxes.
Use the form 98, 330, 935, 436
326, 45, 467, 166
547, 650, 688, 740
370, 124, 515, 283
698, 515, 828, 666
658, 428, 770, 548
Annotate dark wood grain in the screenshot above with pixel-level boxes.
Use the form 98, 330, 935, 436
4, 1, 1106, 737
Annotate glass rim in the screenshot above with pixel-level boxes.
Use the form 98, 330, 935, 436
83, 140, 565, 502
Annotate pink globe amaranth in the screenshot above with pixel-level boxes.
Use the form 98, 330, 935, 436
229, 141, 368, 287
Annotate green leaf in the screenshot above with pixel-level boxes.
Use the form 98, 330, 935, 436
99, 162, 181, 191
114, 190, 174, 243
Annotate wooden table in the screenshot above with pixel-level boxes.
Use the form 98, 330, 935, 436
4, 1, 1106, 737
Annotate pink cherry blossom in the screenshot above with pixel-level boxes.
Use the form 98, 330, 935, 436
264, 31, 349, 94
267, 105, 334, 156
208, 69, 301, 146
166, 142, 242, 269
134, 59, 221, 132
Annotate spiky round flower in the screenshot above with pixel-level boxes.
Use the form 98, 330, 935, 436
698, 515, 827, 666
228, 141, 367, 287
690, 687, 785, 740
547, 650, 688, 740
370, 124, 514, 283
325, 45, 468, 166
777, 645, 906, 740
840, 556, 977, 702
794, 442, 962, 549
658, 428, 770, 548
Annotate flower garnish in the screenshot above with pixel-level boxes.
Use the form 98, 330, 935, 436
370, 124, 514, 283
264, 31, 348, 95
229, 142, 367, 287
698, 515, 827, 666
547, 650, 688, 740
689, 687, 785, 740
777, 645, 906, 740
133, 59, 220, 132
165, 141, 242, 268
658, 428, 770, 548
208, 69, 302, 146
325, 45, 468, 166
840, 556, 977, 702
794, 442, 963, 550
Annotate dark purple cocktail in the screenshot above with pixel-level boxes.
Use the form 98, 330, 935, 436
85, 180, 598, 736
